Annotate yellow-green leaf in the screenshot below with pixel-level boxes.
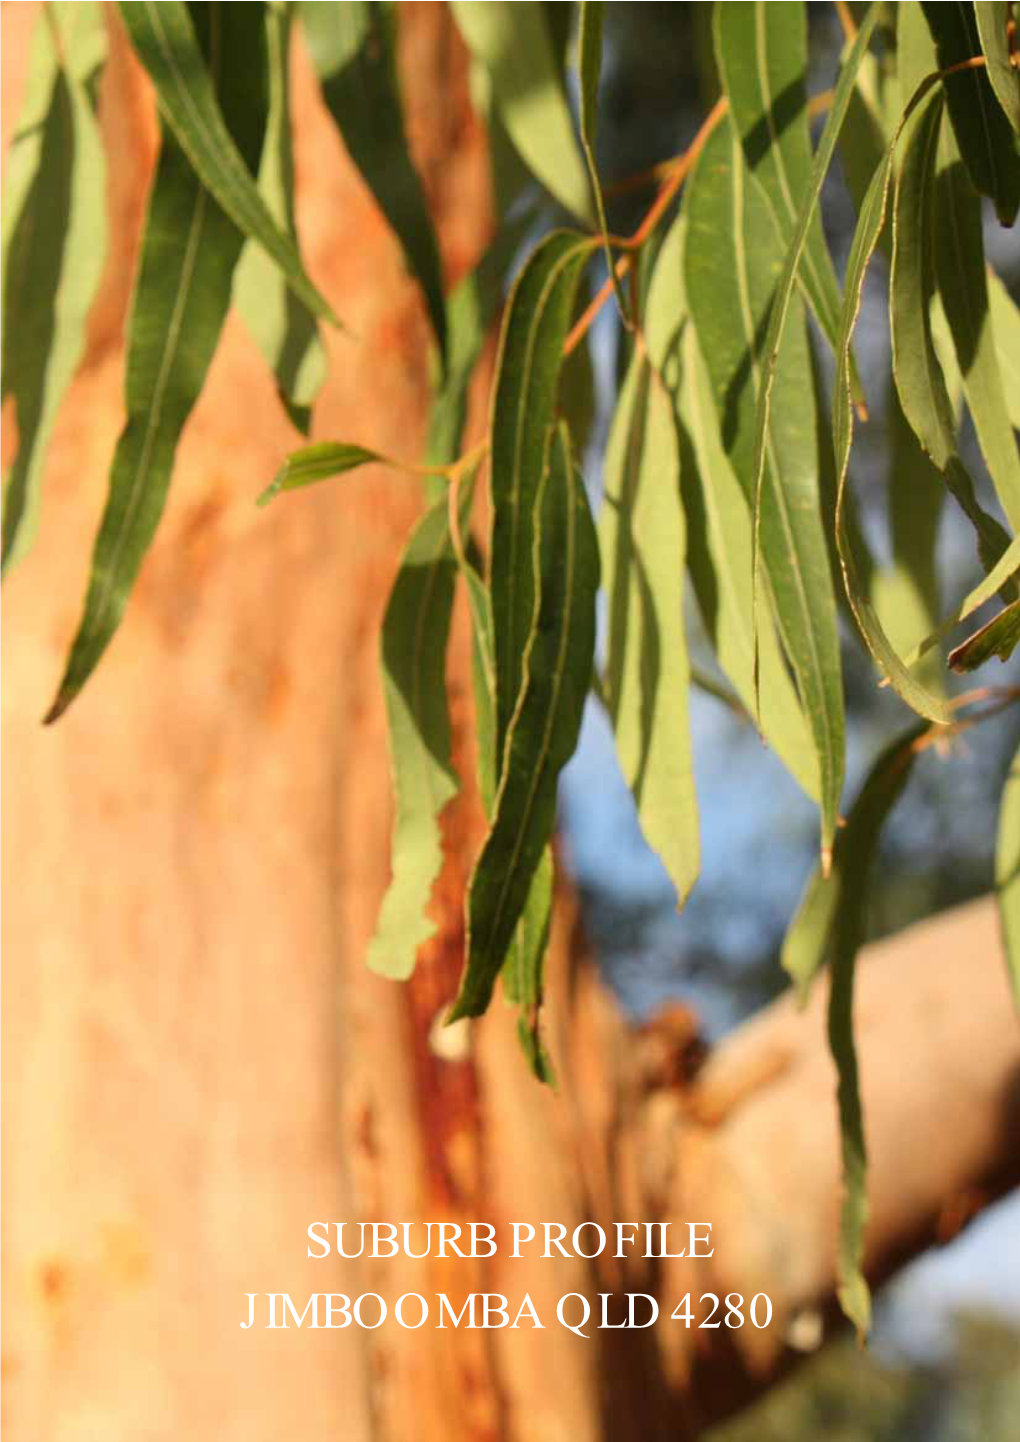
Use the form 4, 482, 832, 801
975, 1, 1020, 135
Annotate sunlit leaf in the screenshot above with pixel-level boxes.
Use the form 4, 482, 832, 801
921, 0, 1020, 224
685, 116, 844, 856
948, 596, 1020, 671
988, 267, 1020, 432
975, 1, 1020, 134
301, 0, 446, 364
487, 229, 595, 765
890, 85, 1014, 574
832, 73, 955, 727
47, 4, 271, 723
118, 0, 339, 324
368, 495, 461, 979
715, 1, 850, 365
451, 1, 594, 222
600, 223, 698, 907
2, 3, 107, 572
934, 149, 1020, 533
258, 440, 385, 505
233, 4, 325, 434
996, 743, 1020, 1010
452, 423, 598, 1019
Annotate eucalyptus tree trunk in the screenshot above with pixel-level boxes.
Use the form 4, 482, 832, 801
2, 8, 1018, 1442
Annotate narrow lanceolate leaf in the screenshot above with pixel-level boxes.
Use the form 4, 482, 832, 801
921, 0, 1020, 224
679, 327, 819, 801
891, 87, 1014, 574
832, 78, 955, 727
368, 497, 460, 979
748, 4, 879, 636
996, 744, 1020, 1010
578, 0, 626, 322
975, 1, 1020, 134
488, 230, 595, 765
453, 424, 599, 1020
934, 147, 1020, 532
870, 388, 945, 695
234, 4, 325, 434
822, 723, 928, 1336
988, 268, 1020, 431
118, 0, 338, 324
451, 1, 594, 222
600, 225, 698, 906
685, 117, 844, 856
905, 531, 1020, 667
47, 5, 270, 723
715, 1, 849, 363
257, 441, 387, 505
781, 865, 840, 1004
301, 0, 446, 364
2, 3, 107, 572
948, 597, 1020, 670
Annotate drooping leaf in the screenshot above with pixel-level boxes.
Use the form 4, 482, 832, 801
905, 531, 1020, 667
578, 0, 626, 321
258, 441, 388, 505
368, 495, 461, 979
600, 224, 698, 907
996, 743, 1020, 1010
300, 0, 447, 364
807, 723, 928, 1334
678, 326, 819, 801
890, 85, 1015, 573
948, 596, 1020, 670
47, 4, 271, 723
451, 1, 594, 222
452, 423, 599, 1020
685, 116, 844, 856
2, 3, 107, 572
715, 1, 850, 364
487, 230, 595, 764
921, 0, 1020, 225
870, 386, 946, 694
975, 1, 1020, 134
831, 75, 955, 727
233, 4, 325, 434
934, 150, 1020, 533
118, 0, 338, 324
748, 3, 881, 635
988, 268, 1020, 432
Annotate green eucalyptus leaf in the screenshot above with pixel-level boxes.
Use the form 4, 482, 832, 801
2, 3, 107, 572
685, 115, 844, 857
832, 73, 955, 727
118, 0, 339, 324
988, 268, 1020, 432
921, 0, 1020, 224
368, 494, 461, 979
891, 85, 1014, 573
578, 0, 626, 320
300, 0, 446, 364
715, 1, 852, 370
234, 4, 325, 434
601, 226, 698, 907
47, 4, 271, 723
453, 422, 598, 1020
996, 743, 1020, 1010
487, 229, 595, 766
975, 1, 1020, 135
948, 596, 1020, 670
451, 0, 594, 222
934, 150, 1020, 533
809, 723, 927, 1334
258, 440, 386, 505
